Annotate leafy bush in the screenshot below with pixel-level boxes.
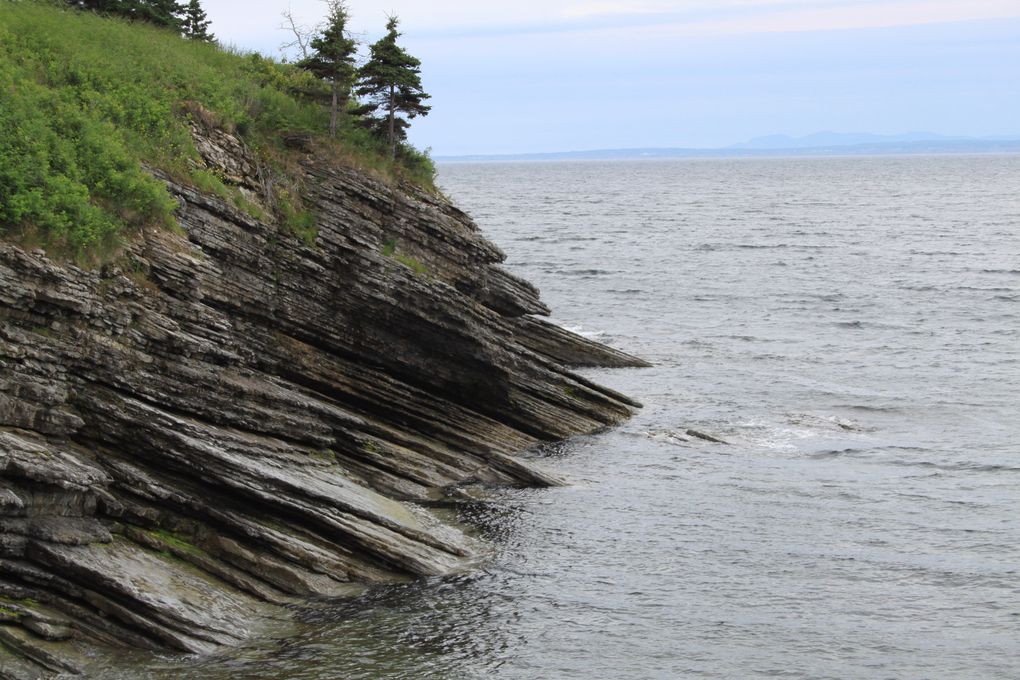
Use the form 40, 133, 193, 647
0, 56, 177, 253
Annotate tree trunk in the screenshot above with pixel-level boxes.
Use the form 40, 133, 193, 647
329, 80, 339, 138
388, 84, 396, 160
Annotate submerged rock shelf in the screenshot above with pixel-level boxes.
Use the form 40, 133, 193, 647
0, 128, 645, 676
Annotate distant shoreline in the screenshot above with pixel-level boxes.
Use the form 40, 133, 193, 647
435, 140, 1020, 163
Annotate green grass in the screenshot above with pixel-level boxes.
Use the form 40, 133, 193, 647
277, 186, 318, 246
0, 605, 23, 619
0, 1, 436, 260
188, 168, 233, 201
148, 528, 198, 553
379, 239, 429, 276
394, 253, 429, 276
308, 448, 337, 462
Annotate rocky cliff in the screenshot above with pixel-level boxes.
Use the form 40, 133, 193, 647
0, 125, 645, 676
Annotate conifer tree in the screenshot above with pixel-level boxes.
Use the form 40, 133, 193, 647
134, 0, 185, 29
297, 1, 358, 138
70, 0, 185, 31
356, 16, 430, 159
182, 0, 214, 42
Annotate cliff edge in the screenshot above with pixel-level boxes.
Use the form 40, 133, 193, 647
0, 123, 646, 676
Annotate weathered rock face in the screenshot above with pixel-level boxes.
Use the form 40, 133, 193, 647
0, 127, 645, 675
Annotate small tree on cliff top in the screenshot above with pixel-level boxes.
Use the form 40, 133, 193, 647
356, 16, 430, 159
298, 0, 358, 138
182, 0, 214, 41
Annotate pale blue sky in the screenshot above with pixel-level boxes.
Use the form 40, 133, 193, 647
203, 1, 1020, 155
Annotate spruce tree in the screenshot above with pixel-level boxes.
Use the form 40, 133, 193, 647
182, 0, 214, 42
297, 1, 358, 138
134, 0, 185, 29
356, 16, 430, 159
69, 0, 185, 31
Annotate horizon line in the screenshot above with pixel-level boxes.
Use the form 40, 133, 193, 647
434, 137, 1020, 161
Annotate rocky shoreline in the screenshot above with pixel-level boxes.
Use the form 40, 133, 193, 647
0, 126, 645, 677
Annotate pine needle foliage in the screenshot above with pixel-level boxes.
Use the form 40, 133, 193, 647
296, 0, 357, 138
69, 0, 187, 30
181, 0, 213, 41
355, 16, 431, 159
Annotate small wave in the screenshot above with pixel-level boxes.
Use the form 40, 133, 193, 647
980, 269, 1020, 275
748, 352, 788, 361
561, 324, 604, 339
838, 404, 905, 413
643, 429, 692, 447
953, 286, 1014, 292
832, 319, 909, 330
691, 294, 737, 301
776, 292, 845, 302
553, 268, 616, 276
548, 236, 600, 243
884, 459, 1020, 474
809, 448, 866, 459
786, 413, 874, 433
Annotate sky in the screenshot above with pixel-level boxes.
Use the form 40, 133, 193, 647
201, 0, 1020, 155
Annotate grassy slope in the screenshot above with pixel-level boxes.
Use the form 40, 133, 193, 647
0, 1, 434, 259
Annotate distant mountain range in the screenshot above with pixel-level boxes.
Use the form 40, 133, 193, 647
435, 132, 1020, 162
728, 131, 1016, 149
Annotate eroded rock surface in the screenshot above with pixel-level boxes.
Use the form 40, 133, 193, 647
0, 127, 644, 676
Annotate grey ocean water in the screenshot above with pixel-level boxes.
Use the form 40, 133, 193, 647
134, 155, 1020, 679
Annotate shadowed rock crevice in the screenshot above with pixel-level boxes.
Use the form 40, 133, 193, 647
0, 126, 645, 676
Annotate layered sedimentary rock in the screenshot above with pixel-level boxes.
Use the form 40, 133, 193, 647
0, 126, 645, 676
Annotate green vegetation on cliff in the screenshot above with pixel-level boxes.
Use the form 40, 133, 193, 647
0, 1, 435, 258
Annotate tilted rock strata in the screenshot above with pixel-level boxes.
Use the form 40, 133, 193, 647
0, 128, 644, 675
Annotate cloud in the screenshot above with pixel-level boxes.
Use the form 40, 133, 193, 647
418, 0, 1020, 44
205, 0, 1020, 52
559, 2, 662, 20
676, 0, 1020, 36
